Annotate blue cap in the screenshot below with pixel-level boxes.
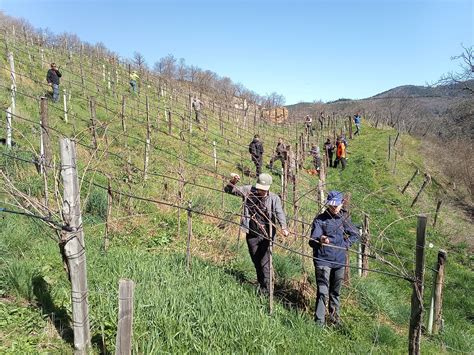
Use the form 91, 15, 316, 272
326, 190, 343, 206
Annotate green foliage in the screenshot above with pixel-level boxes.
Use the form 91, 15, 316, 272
85, 188, 108, 220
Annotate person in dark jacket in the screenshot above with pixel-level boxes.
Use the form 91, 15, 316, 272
225, 173, 289, 294
324, 138, 335, 168
309, 191, 359, 326
268, 138, 286, 170
249, 134, 264, 176
46, 63, 62, 102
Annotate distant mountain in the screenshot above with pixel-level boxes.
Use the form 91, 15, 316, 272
370, 80, 474, 99
286, 80, 473, 141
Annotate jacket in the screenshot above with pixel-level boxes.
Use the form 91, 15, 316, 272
309, 210, 359, 267
192, 99, 203, 111
324, 142, 334, 154
275, 142, 286, 155
130, 72, 139, 81
46, 68, 62, 85
336, 141, 346, 158
224, 183, 287, 236
249, 139, 264, 157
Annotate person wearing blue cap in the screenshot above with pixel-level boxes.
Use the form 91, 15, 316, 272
309, 190, 359, 326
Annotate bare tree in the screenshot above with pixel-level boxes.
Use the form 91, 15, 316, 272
154, 54, 177, 81
133, 51, 148, 74
438, 44, 474, 94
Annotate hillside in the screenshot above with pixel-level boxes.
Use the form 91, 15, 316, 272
0, 24, 473, 354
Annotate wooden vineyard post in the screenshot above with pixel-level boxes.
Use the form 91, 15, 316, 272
317, 180, 324, 212
89, 97, 98, 149
143, 96, 151, 181
349, 116, 353, 139
408, 215, 427, 355
121, 95, 126, 133
40, 97, 51, 168
388, 136, 392, 161
63, 89, 68, 123
6, 106, 12, 148
104, 175, 113, 252
358, 230, 362, 277
411, 174, 431, 208
186, 201, 193, 272
281, 167, 284, 206
361, 214, 370, 277
432, 200, 442, 227
301, 219, 306, 273
213, 141, 217, 172
115, 279, 135, 355
8, 52, 16, 115
168, 109, 172, 135
269, 222, 274, 315
402, 169, 419, 194
60, 138, 91, 353
428, 250, 447, 335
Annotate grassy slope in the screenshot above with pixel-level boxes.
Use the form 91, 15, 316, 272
0, 36, 472, 353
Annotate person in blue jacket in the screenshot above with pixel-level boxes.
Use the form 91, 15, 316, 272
354, 114, 361, 135
309, 191, 359, 326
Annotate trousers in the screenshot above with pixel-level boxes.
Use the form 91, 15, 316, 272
52, 84, 60, 102
246, 232, 271, 292
334, 157, 347, 170
252, 155, 263, 175
314, 265, 344, 325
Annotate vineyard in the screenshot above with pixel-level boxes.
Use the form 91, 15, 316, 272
0, 24, 472, 354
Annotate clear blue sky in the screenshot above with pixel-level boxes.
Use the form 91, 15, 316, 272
1, 0, 472, 104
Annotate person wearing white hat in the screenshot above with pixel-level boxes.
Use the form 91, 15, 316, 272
225, 173, 289, 294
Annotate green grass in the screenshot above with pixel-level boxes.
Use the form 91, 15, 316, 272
0, 33, 472, 354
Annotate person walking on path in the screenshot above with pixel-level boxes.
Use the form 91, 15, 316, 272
225, 173, 289, 294
249, 134, 264, 176
309, 191, 359, 326
333, 137, 347, 170
324, 138, 335, 168
46, 63, 62, 103
129, 70, 139, 94
354, 114, 361, 136
192, 97, 204, 123
268, 138, 286, 170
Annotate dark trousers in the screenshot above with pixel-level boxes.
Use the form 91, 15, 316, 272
327, 152, 334, 167
334, 157, 346, 170
269, 154, 285, 169
246, 232, 271, 292
252, 155, 263, 175
315, 265, 344, 325
194, 110, 201, 123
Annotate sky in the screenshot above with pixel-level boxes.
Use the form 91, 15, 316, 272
1, 0, 472, 104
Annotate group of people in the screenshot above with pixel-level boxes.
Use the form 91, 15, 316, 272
248, 132, 355, 177
225, 173, 359, 327
237, 114, 365, 325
